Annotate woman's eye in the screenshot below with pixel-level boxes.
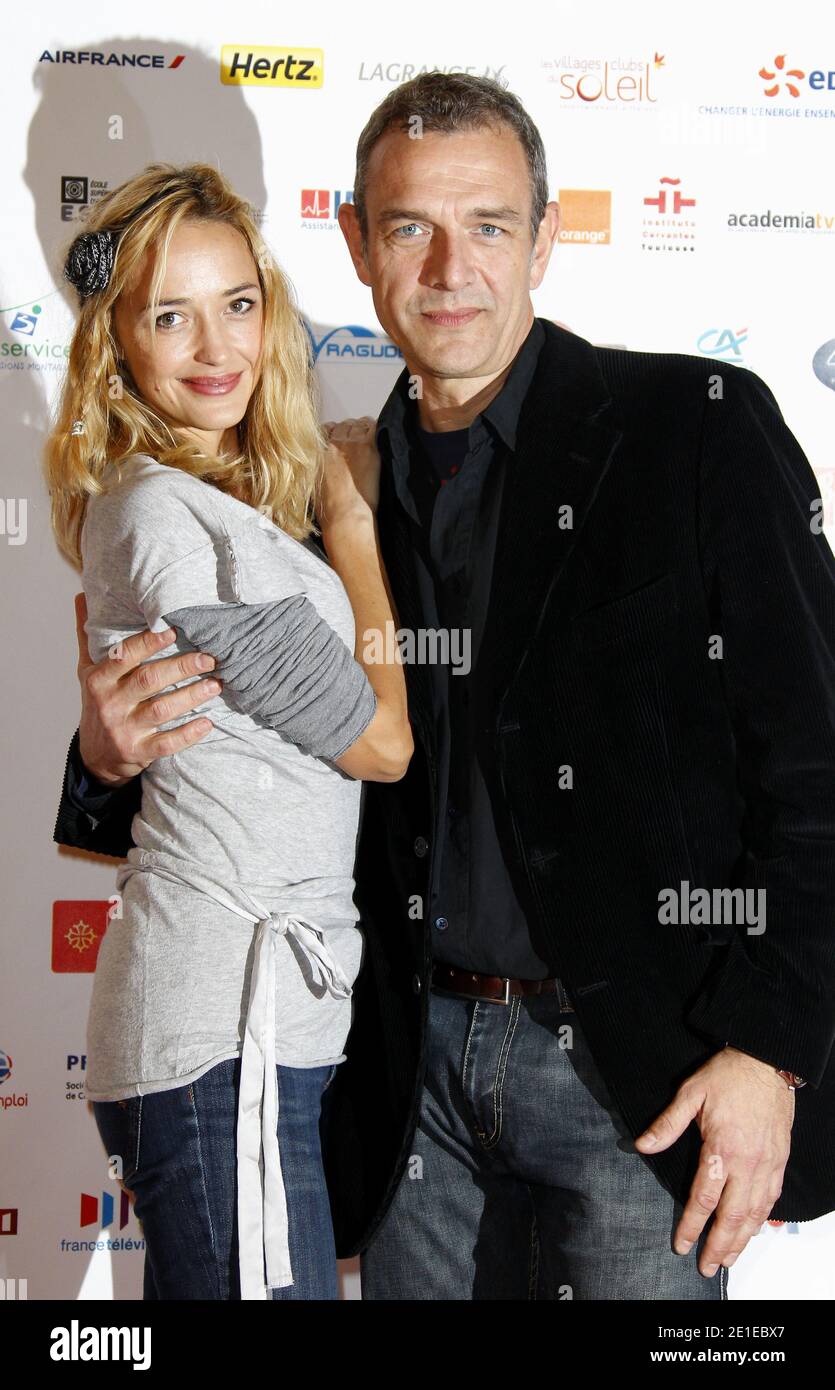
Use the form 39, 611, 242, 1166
156, 311, 183, 329
229, 297, 256, 314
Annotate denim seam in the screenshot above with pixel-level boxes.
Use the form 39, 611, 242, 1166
482, 997, 520, 1150
557, 978, 575, 1013
461, 1001, 480, 1110
133, 1098, 144, 1183
187, 1081, 219, 1293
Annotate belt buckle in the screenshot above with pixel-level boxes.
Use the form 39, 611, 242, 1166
472, 973, 511, 1006
432, 967, 513, 1005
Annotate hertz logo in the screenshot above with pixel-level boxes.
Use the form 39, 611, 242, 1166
220, 46, 323, 87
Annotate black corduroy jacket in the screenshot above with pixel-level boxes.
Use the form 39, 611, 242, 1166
55, 320, 835, 1253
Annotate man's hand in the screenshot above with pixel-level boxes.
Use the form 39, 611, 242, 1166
319, 417, 381, 529
634, 1045, 795, 1277
75, 592, 221, 786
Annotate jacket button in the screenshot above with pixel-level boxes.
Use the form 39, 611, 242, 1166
412, 974, 422, 994
433, 916, 449, 932
413, 836, 429, 858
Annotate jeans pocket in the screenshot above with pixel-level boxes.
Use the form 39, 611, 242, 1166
322, 1064, 338, 1093
115, 1096, 143, 1185
92, 1095, 143, 1189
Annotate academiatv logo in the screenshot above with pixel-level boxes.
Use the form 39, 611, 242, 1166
221, 46, 323, 87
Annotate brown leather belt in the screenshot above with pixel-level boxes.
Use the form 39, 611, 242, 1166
431, 960, 561, 1005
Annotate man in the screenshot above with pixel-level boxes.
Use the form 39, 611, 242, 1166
55, 73, 835, 1300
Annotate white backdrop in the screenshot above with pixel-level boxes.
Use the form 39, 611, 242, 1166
2, 0, 834, 1301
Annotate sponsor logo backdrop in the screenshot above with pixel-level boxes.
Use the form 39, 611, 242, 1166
1, 0, 833, 1299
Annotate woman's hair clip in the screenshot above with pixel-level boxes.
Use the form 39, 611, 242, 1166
70, 419, 85, 436
63, 229, 118, 300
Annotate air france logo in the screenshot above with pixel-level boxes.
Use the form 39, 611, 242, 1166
39, 49, 184, 68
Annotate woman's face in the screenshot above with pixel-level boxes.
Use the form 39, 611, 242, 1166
113, 218, 264, 455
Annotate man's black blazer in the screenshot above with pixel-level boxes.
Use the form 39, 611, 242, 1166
54, 320, 835, 1256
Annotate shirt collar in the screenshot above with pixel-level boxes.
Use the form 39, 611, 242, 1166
376, 315, 546, 467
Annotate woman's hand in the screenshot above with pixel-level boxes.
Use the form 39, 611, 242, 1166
319, 417, 381, 529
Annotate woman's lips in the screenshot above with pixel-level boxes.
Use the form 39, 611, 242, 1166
180, 372, 243, 396
422, 309, 481, 328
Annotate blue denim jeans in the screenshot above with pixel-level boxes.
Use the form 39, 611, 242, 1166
360, 985, 727, 1300
92, 1056, 339, 1299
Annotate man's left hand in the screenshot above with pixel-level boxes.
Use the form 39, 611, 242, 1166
633, 1045, 795, 1276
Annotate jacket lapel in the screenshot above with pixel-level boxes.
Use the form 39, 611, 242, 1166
475, 321, 624, 709
377, 456, 436, 761
377, 321, 624, 757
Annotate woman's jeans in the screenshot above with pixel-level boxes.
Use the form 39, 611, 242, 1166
360, 986, 728, 1301
92, 1056, 338, 1299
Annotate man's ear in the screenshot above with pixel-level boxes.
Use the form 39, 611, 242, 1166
529, 200, 560, 291
337, 202, 372, 288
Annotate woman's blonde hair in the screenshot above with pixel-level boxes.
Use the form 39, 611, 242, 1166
45, 162, 326, 570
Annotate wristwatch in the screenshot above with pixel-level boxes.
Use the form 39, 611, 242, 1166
775, 1069, 807, 1090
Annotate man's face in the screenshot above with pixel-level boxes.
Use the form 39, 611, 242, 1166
340, 123, 558, 384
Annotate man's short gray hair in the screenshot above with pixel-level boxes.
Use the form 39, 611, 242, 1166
352, 72, 550, 251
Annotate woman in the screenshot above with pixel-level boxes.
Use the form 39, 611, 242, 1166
44, 163, 412, 1300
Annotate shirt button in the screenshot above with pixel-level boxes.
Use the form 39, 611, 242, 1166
413, 836, 429, 858
434, 916, 449, 932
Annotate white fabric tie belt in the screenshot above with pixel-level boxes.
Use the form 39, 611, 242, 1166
236, 890, 353, 1299
115, 856, 353, 1300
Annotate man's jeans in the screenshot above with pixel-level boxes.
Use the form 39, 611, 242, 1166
92, 1057, 338, 1299
360, 985, 727, 1300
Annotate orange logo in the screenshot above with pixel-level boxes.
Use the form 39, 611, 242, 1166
558, 190, 611, 246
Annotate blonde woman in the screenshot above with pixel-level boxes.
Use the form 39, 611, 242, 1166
45, 163, 412, 1300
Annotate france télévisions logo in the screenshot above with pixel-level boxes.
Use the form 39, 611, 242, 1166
80, 1190, 132, 1231
39, 49, 185, 69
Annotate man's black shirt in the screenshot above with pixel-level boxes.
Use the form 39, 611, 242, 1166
376, 317, 551, 978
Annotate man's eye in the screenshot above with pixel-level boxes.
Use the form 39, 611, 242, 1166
393, 223, 423, 239
479, 224, 502, 237
229, 297, 256, 314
